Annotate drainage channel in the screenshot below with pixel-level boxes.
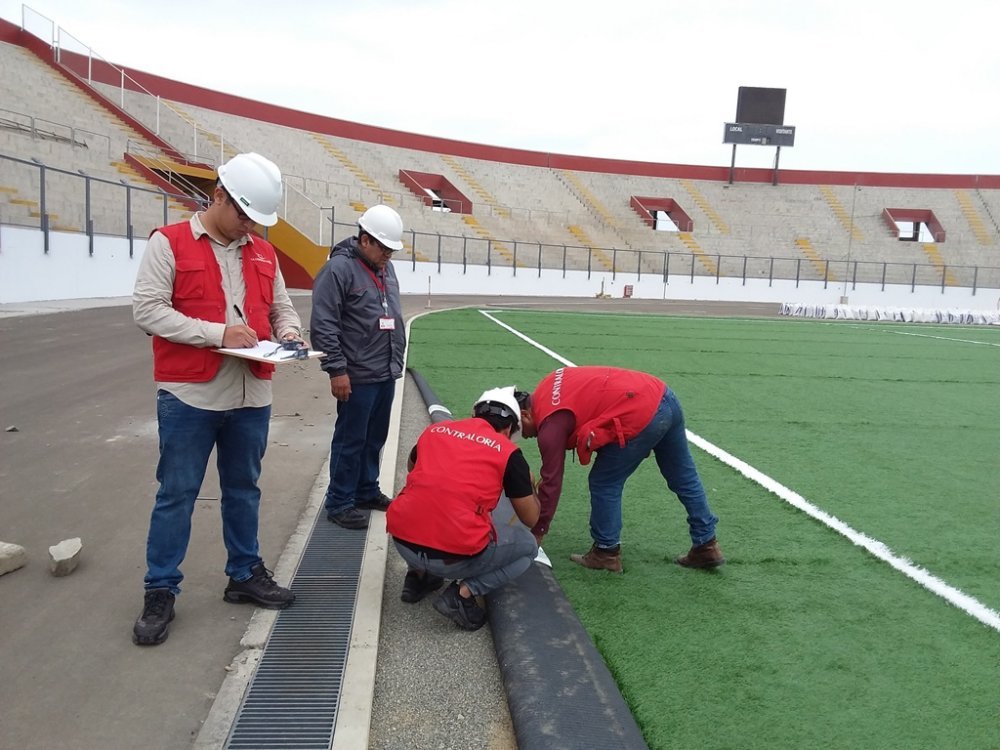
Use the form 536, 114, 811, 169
224, 508, 368, 750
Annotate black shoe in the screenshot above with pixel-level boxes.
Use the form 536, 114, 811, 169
223, 564, 295, 609
355, 492, 392, 511
433, 581, 487, 631
133, 588, 175, 646
401, 570, 444, 603
328, 508, 369, 529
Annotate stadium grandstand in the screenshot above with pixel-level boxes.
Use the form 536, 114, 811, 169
2, 6, 999, 750
2, 11, 999, 316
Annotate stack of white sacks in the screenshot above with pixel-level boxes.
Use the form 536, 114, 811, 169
780, 303, 1000, 325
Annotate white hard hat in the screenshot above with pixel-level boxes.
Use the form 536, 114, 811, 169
217, 152, 282, 227
358, 204, 404, 251
473, 386, 521, 432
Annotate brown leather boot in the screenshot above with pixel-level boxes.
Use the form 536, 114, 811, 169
675, 537, 726, 569
570, 544, 623, 574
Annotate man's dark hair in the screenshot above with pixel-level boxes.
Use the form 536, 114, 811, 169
514, 391, 531, 410
473, 401, 519, 435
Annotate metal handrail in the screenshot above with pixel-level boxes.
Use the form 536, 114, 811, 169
21, 9, 222, 163
3, 150, 998, 294
1, 151, 207, 256
0, 106, 113, 158
125, 140, 210, 204
1, 152, 196, 198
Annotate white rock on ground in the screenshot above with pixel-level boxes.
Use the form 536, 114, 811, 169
0, 541, 28, 576
48, 537, 83, 577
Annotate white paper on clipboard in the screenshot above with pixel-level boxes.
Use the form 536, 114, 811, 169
217, 340, 324, 364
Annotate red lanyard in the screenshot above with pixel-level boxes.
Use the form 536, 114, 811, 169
356, 258, 389, 314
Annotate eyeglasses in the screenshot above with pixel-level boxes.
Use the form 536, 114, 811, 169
362, 233, 397, 254
226, 193, 252, 222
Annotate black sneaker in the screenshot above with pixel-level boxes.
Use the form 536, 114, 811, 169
355, 492, 392, 511
401, 570, 444, 603
433, 581, 487, 631
133, 588, 175, 646
328, 507, 369, 529
223, 564, 295, 609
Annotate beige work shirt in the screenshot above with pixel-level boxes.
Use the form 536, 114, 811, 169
132, 213, 301, 410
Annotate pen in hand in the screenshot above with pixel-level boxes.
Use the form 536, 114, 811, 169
228, 304, 258, 348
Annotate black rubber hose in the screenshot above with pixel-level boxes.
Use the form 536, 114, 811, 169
406, 368, 649, 750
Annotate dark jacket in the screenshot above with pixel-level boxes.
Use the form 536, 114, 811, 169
310, 236, 405, 383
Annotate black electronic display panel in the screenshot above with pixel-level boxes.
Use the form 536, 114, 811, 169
736, 87, 786, 125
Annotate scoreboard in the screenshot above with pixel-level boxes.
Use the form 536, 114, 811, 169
723, 123, 796, 147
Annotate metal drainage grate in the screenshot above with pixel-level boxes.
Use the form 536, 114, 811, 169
224, 509, 368, 750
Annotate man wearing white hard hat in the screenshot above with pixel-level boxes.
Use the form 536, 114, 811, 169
131, 152, 303, 646
311, 205, 407, 530
386, 387, 540, 631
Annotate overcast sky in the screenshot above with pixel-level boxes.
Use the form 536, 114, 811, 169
2, 0, 998, 175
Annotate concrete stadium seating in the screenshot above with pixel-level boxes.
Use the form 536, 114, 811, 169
0, 42, 192, 238
2, 37, 999, 289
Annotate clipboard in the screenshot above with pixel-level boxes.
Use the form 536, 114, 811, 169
217, 340, 324, 364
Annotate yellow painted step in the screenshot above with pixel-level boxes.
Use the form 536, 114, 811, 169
794, 237, 835, 280
680, 181, 729, 235
953, 190, 993, 245
460, 215, 521, 266
566, 225, 613, 270
921, 243, 959, 286
677, 232, 718, 275
133, 155, 217, 181
560, 170, 618, 229
819, 186, 864, 241
312, 134, 395, 205
441, 155, 506, 217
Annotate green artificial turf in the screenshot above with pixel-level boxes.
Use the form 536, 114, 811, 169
405, 308, 1000, 750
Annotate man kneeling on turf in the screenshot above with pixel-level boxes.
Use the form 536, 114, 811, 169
386, 387, 540, 631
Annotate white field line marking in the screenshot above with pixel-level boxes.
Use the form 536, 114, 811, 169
479, 310, 575, 366
883, 330, 1000, 347
843, 324, 1000, 347
480, 309, 1000, 633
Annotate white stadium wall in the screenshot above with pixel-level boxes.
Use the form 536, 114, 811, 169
3, 226, 998, 317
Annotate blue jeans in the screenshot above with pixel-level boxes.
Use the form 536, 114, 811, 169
393, 523, 539, 597
588, 388, 718, 549
144, 391, 270, 593
324, 380, 395, 515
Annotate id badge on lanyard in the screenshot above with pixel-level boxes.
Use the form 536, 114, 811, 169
359, 258, 396, 331
378, 292, 395, 330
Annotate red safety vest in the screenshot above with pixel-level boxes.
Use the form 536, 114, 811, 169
530, 366, 666, 464
151, 223, 276, 382
387, 417, 518, 555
